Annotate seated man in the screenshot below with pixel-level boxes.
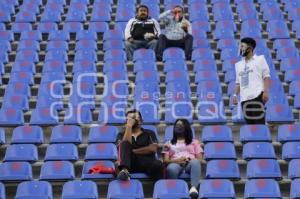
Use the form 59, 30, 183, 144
124, 5, 160, 61
116, 109, 163, 181
157, 5, 193, 61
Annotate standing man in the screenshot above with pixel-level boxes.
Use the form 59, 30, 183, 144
233, 37, 270, 124
116, 109, 163, 181
124, 5, 160, 61
157, 5, 193, 61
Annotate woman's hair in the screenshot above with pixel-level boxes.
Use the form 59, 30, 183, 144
171, 118, 193, 145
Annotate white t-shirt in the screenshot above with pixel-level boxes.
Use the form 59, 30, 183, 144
235, 54, 271, 102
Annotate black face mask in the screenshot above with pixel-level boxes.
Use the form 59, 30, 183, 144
174, 126, 185, 138
240, 47, 251, 57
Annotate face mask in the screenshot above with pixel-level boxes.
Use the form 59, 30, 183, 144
132, 119, 139, 129
174, 126, 185, 137
240, 47, 251, 57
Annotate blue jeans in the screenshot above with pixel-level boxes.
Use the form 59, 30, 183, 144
166, 159, 201, 187
125, 39, 158, 61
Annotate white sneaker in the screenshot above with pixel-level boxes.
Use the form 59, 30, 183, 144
189, 187, 198, 199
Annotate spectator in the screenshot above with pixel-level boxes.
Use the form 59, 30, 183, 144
157, 5, 193, 61
233, 37, 270, 124
124, 5, 160, 61
163, 119, 203, 199
116, 109, 163, 181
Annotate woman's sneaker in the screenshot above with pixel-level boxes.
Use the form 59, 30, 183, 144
189, 186, 198, 199
117, 169, 130, 181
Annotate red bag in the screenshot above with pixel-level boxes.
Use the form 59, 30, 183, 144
88, 164, 115, 174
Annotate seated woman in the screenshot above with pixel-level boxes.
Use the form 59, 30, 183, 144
163, 118, 203, 199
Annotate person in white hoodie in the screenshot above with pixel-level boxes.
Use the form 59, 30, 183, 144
157, 5, 193, 61
124, 5, 160, 61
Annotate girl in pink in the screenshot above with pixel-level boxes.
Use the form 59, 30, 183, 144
163, 119, 203, 199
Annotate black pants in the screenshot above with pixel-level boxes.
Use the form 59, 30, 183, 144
157, 34, 193, 60
118, 141, 163, 180
241, 92, 266, 124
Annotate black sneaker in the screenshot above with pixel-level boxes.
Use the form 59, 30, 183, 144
189, 187, 198, 199
117, 169, 130, 181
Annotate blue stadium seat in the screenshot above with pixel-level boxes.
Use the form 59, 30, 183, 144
216, 20, 237, 32
294, 94, 300, 108
274, 39, 295, 50
267, 19, 290, 39
214, 28, 235, 39
193, 38, 210, 49
30, 108, 59, 125
240, 25, 262, 38
163, 48, 185, 61
0, 31, 14, 41
277, 47, 299, 60
244, 179, 281, 198
153, 180, 189, 199
73, 60, 96, 73
85, 143, 117, 161
11, 126, 43, 144
212, 3, 234, 21
74, 49, 97, 62
0, 10, 11, 22
0, 108, 24, 125
2, 95, 29, 111
12, 60, 35, 74
196, 80, 221, 97
164, 103, 193, 123
282, 142, 300, 160
281, 58, 300, 72
48, 30, 70, 41
243, 142, 276, 160
266, 104, 294, 123
136, 70, 159, 82
47, 40, 69, 51
43, 60, 66, 74
20, 31, 42, 41
76, 40, 97, 51
198, 103, 227, 124
206, 160, 240, 179
192, 20, 211, 32
88, 125, 118, 143
192, 48, 214, 61
133, 48, 155, 62
41, 11, 62, 22
40, 161, 75, 180
11, 22, 32, 32
288, 159, 300, 179
41, 72, 66, 84
91, 9, 111, 21
17, 40, 40, 51
62, 180, 98, 199
15, 50, 38, 62
204, 142, 237, 160
107, 180, 144, 199
5, 83, 31, 98
278, 124, 300, 143
64, 107, 93, 125
103, 29, 124, 41
73, 72, 97, 84
37, 22, 58, 33
135, 103, 160, 124
202, 125, 233, 143
217, 39, 239, 50
81, 160, 115, 179
4, 144, 38, 162
237, 5, 258, 21
240, 125, 272, 143
193, 59, 217, 72
104, 49, 126, 61
50, 125, 82, 144
0, 40, 11, 53
221, 47, 239, 61
199, 179, 236, 198
195, 70, 219, 82
15, 11, 36, 22
45, 144, 79, 161
166, 70, 189, 83
15, 181, 53, 199
247, 159, 282, 179
0, 162, 32, 181
37, 88, 64, 103
115, 7, 135, 22
189, 6, 209, 22
291, 179, 300, 199
45, 50, 68, 62
103, 39, 125, 51
103, 60, 126, 73
66, 11, 86, 22
88, 22, 109, 33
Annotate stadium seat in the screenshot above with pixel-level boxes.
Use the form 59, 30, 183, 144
278, 47, 299, 60
64, 107, 93, 124
163, 48, 185, 61
0, 108, 24, 125
50, 125, 82, 144
10, 126, 43, 144
133, 48, 155, 62
62, 180, 98, 199
89, 22, 109, 33
15, 181, 53, 199
0, 162, 32, 181
267, 20, 290, 39
204, 142, 237, 160
288, 159, 300, 179
198, 103, 227, 124
98, 105, 126, 124
166, 70, 189, 83
85, 143, 117, 160
2, 94, 29, 111
47, 40, 69, 51
266, 104, 294, 123
240, 125, 272, 143
243, 142, 276, 160
244, 179, 281, 198
153, 180, 189, 199
195, 70, 219, 82
274, 39, 295, 50
74, 49, 97, 62
291, 179, 300, 199
107, 180, 144, 199
282, 142, 300, 160
17, 40, 39, 51
247, 159, 282, 179
192, 48, 214, 61
281, 58, 300, 72
199, 179, 236, 198
15, 50, 38, 62
206, 160, 240, 179
4, 144, 38, 162
73, 60, 96, 73
196, 80, 222, 96
278, 124, 300, 143
103, 29, 124, 41
104, 49, 126, 61
45, 144, 79, 161
30, 108, 59, 125
164, 103, 193, 123
88, 125, 118, 143
0, 31, 14, 41
81, 160, 115, 179
202, 125, 233, 143
49, 31, 70, 41
40, 161, 75, 180
15, 11, 36, 22
76, 40, 97, 51
103, 39, 125, 51
11, 22, 32, 32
